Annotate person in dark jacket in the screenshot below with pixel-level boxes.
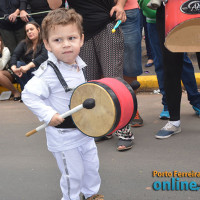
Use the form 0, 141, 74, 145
0, 0, 26, 54
19, 0, 64, 25
10, 21, 47, 92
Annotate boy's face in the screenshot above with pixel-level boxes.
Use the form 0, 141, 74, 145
44, 24, 84, 65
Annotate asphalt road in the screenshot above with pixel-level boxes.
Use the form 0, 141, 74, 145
1, 93, 200, 200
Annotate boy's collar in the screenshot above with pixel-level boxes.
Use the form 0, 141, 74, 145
48, 51, 87, 69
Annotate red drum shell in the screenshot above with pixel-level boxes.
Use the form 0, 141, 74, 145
165, 0, 200, 52
70, 77, 137, 137
94, 78, 136, 133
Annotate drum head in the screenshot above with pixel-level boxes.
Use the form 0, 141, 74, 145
165, 18, 200, 52
70, 83, 117, 137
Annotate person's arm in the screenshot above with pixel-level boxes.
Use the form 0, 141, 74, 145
19, 0, 30, 22
8, 9, 20, 23
32, 43, 48, 68
0, 48, 11, 70
20, 62, 35, 74
10, 41, 25, 67
20, 43, 48, 74
47, 0, 62, 9
22, 76, 62, 126
10, 41, 25, 77
110, 0, 127, 22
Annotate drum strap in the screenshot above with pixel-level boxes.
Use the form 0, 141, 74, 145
47, 60, 76, 129
48, 60, 72, 92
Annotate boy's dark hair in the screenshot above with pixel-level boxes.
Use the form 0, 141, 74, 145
41, 8, 83, 41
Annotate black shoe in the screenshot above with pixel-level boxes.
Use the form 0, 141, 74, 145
13, 96, 21, 101
94, 135, 113, 143
117, 139, 133, 151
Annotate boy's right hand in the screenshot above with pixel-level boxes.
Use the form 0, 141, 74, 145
49, 113, 64, 126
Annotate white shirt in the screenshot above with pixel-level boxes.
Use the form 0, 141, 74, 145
22, 52, 92, 152
0, 47, 11, 70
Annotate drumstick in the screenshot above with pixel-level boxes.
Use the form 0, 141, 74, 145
112, 20, 122, 33
25, 98, 95, 137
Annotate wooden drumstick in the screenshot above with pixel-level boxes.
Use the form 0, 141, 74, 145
25, 98, 95, 137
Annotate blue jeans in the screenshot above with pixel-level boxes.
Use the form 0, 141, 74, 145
182, 55, 200, 106
140, 10, 154, 60
15, 61, 36, 91
121, 8, 142, 77
147, 22, 200, 109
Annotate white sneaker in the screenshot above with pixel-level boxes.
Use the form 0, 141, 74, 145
155, 121, 181, 139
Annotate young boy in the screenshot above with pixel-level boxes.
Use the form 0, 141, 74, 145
22, 8, 103, 200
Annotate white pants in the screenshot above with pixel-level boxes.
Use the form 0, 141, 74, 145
53, 139, 101, 200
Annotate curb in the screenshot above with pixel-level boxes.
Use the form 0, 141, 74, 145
1, 73, 200, 93
137, 73, 200, 92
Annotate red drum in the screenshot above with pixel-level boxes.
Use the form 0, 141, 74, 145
70, 77, 137, 137
165, 0, 200, 52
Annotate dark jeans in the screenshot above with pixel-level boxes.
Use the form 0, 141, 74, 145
140, 10, 154, 60
147, 23, 200, 110
196, 52, 200, 69
156, 5, 183, 121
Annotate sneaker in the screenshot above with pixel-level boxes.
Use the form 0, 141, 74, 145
159, 108, 170, 120
155, 121, 181, 139
94, 134, 113, 143
115, 125, 134, 151
117, 139, 133, 151
131, 110, 143, 127
192, 105, 200, 117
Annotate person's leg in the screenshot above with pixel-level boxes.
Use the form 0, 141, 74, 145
91, 23, 135, 149
79, 38, 102, 81
181, 53, 200, 108
196, 52, 200, 70
155, 5, 183, 139
94, 22, 124, 79
80, 140, 101, 199
147, 22, 169, 119
0, 70, 21, 98
53, 149, 84, 200
121, 8, 143, 127
141, 12, 154, 67
121, 9, 142, 80
82, 27, 123, 143
156, 5, 183, 121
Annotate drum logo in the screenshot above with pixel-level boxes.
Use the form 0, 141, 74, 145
180, 0, 200, 14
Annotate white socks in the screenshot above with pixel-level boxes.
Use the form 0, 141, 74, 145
169, 120, 181, 127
